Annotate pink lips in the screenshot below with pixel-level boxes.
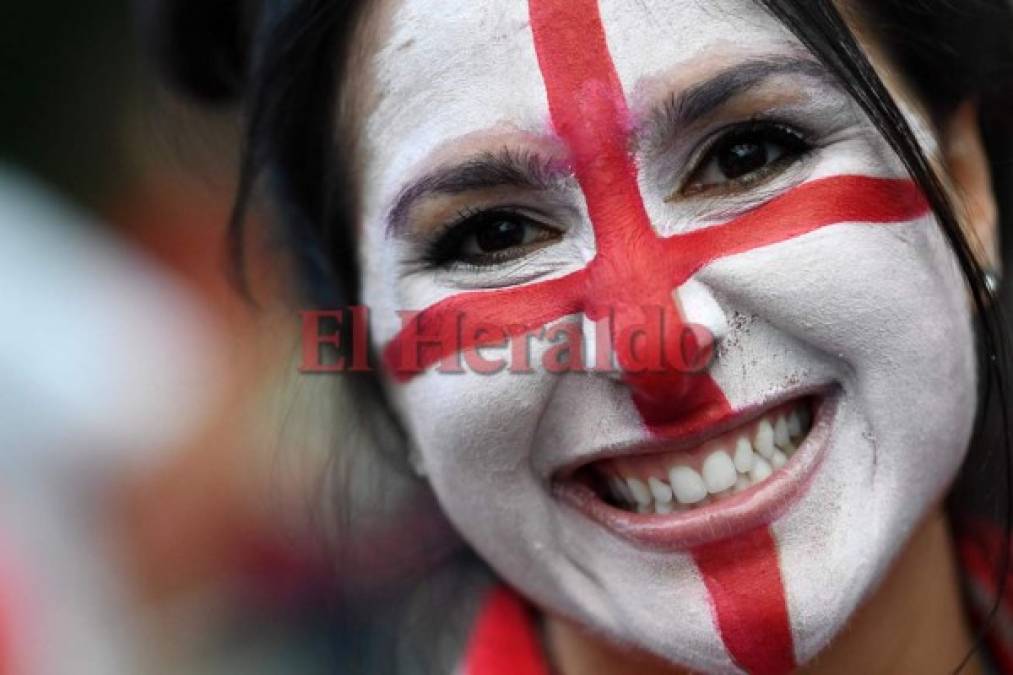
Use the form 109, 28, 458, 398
553, 389, 837, 551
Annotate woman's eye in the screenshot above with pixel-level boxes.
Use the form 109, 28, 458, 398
425, 211, 562, 268
682, 122, 811, 196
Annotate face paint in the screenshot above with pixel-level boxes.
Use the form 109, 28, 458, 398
357, 1, 978, 672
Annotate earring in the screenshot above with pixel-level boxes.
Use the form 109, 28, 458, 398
984, 269, 1002, 297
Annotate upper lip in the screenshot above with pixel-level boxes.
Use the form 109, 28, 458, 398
551, 383, 840, 551
553, 383, 832, 481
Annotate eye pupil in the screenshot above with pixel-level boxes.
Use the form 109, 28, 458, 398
475, 219, 526, 252
718, 141, 769, 180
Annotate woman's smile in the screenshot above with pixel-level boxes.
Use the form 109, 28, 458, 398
554, 391, 832, 551
147, 0, 1013, 670
351, 0, 983, 667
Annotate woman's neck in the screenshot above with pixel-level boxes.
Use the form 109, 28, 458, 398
544, 508, 983, 675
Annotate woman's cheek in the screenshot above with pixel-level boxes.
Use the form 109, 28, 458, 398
699, 213, 976, 661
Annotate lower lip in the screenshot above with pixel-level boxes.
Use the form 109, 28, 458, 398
553, 391, 838, 551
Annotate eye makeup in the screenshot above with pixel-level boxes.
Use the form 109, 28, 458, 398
357, 2, 978, 673
393, 72, 868, 286
395, 191, 587, 290
676, 119, 813, 198
418, 206, 564, 269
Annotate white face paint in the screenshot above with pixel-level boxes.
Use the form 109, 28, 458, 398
354, 0, 977, 672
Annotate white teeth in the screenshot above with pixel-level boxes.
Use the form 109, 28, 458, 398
669, 466, 708, 504
648, 476, 673, 504
733, 436, 755, 473
754, 419, 776, 458
771, 449, 788, 469
607, 402, 815, 515
774, 416, 793, 451
626, 478, 652, 506
702, 451, 737, 494
750, 455, 773, 483
787, 410, 801, 438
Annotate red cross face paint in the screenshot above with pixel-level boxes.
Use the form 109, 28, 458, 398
356, 1, 977, 672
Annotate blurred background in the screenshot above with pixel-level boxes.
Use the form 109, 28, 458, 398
0, 2, 353, 673
6, 3, 1013, 675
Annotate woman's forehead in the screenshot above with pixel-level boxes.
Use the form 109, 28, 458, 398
360, 0, 797, 218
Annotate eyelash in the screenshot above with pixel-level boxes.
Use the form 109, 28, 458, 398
419, 206, 561, 270
679, 119, 813, 197
418, 119, 814, 271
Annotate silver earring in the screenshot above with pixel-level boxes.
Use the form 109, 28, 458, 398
984, 269, 1002, 297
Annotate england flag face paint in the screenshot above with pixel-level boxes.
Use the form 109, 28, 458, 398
355, 1, 978, 672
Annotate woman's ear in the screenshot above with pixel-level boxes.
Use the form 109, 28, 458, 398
942, 101, 1000, 274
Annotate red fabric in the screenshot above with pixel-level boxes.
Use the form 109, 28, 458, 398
958, 521, 1013, 674
462, 587, 549, 675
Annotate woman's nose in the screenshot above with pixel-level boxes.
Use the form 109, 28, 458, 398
584, 276, 728, 426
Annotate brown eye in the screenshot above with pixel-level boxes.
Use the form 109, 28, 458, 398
468, 219, 529, 254
683, 122, 810, 195
426, 210, 562, 268
717, 139, 772, 179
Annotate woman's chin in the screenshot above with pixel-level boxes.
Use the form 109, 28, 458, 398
522, 379, 968, 673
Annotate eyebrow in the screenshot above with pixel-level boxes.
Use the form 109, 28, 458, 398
386, 148, 571, 236
386, 56, 834, 236
644, 56, 834, 144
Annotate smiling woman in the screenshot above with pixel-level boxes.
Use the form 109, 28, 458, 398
144, 0, 1013, 673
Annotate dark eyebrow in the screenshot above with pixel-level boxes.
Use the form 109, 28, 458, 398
386, 148, 571, 236
387, 58, 832, 235
643, 56, 834, 145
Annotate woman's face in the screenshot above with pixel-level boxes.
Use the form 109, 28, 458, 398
355, 0, 977, 671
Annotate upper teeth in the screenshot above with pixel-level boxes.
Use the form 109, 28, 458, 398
601, 403, 811, 515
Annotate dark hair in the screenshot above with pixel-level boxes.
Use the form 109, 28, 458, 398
143, 0, 1013, 672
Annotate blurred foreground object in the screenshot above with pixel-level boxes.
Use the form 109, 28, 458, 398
0, 166, 225, 674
